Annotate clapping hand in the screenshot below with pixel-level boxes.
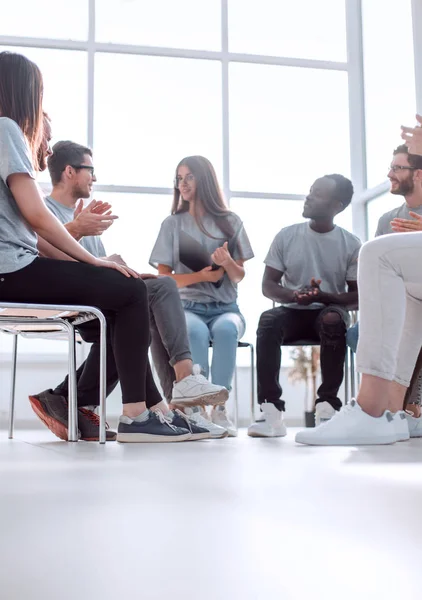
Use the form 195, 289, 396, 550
401, 114, 422, 156
391, 212, 422, 233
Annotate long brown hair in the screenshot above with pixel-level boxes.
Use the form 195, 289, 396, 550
0, 51, 44, 169
172, 155, 235, 240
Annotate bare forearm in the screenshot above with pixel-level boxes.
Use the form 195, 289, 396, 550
221, 258, 244, 283
65, 221, 82, 241
37, 236, 75, 261
262, 281, 295, 304
320, 291, 359, 307
164, 272, 204, 288
34, 215, 98, 264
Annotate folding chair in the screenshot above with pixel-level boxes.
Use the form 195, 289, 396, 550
0, 302, 107, 444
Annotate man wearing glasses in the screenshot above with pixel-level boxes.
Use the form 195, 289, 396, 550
346, 144, 422, 434
30, 140, 228, 442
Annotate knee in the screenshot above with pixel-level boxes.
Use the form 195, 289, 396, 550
212, 319, 239, 342
186, 318, 209, 344
158, 276, 178, 293
319, 311, 346, 338
257, 309, 277, 334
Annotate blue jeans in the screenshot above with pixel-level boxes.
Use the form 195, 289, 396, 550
182, 301, 246, 390
346, 322, 359, 353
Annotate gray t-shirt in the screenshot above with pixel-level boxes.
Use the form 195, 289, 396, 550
149, 211, 254, 304
265, 221, 362, 309
375, 203, 422, 236
44, 196, 106, 257
0, 117, 38, 274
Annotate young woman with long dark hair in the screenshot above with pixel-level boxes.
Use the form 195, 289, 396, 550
0, 51, 190, 443
150, 156, 254, 436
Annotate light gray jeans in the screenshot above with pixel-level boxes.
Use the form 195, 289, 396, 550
357, 231, 422, 386
146, 277, 192, 401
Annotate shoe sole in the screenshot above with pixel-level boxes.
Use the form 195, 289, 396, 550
248, 430, 287, 438
29, 395, 71, 441
188, 432, 215, 441
295, 435, 397, 446
209, 430, 229, 439
116, 433, 192, 443
82, 434, 117, 442
171, 388, 229, 408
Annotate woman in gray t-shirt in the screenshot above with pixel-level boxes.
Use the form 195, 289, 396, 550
0, 51, 186, 443
150, 156, 254, 434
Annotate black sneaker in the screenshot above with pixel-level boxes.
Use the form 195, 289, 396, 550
117, 410, 191, 443
29, 389, 78, 441
168, 409, 213, 440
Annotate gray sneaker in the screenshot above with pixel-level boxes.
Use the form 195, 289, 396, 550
117, 410, 192, 443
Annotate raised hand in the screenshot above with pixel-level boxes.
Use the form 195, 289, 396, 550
391, 211, 422, 233
401, 114, 422, 156
70, 199, 119, 238
211, 241, 231, 267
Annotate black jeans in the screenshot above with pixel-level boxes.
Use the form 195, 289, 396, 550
54, 278, 185, 407
256, 306, 349, 411
54, 319, 161, 409
0, 257, 162, 405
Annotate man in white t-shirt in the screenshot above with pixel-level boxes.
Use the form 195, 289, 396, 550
248, 174, 361, 438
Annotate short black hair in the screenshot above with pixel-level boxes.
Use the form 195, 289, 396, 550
325, 174, 354, 209
393, 144, 422, 170
48, 140, 92, 185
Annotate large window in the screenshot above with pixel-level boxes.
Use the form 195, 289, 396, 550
0, 0, 419, 359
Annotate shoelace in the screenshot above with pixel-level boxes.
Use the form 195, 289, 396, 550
173, 409, 194, 432
79, 408, 110, 430
154, 409, 179, 432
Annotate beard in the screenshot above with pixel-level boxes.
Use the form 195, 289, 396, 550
390, 176, 414, 196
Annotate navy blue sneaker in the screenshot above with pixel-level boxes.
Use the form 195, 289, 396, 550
167, 409, 213, 440
117, 410, 191, 443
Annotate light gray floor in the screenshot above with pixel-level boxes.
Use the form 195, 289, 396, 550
1, 428, 422, 600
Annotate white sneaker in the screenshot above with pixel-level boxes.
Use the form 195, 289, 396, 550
171, 365, 229, 407
405, 411, 422, 438
315, 401, 336, 426
295, 399, 397, 446
184, 407, 227, 439
248, 403, 286, 438
211, 406, 237, 437
393, 411, 410, 441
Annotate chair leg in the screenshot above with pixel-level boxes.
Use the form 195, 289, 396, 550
250, 344, 255, 423
66, 323, 78, 442
8, 334, 18, 439
350, 349, 356, 399
344, 348, 350, 406
98, 314, 107, 444
233, 363, 239, 431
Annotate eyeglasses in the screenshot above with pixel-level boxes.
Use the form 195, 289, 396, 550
389, 165, 417, 173
71, 164, 95, 176
174, 173, 195, 188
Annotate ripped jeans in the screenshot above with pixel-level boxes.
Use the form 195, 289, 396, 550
256, 305, 349, 411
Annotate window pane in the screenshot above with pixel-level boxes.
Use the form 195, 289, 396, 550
228, 0, 347, 61
363, 0, 416, 187
366, 192, 401, 239
231, 198, 306, 358
94, 54, 222, 187
0, 0, 88, 40
95, 0, 221, 51
229, 64, 350, 194
99, 193, 173, 273
0, 46, 88, 183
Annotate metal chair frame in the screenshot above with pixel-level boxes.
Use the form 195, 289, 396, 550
0, 302, 107, 444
